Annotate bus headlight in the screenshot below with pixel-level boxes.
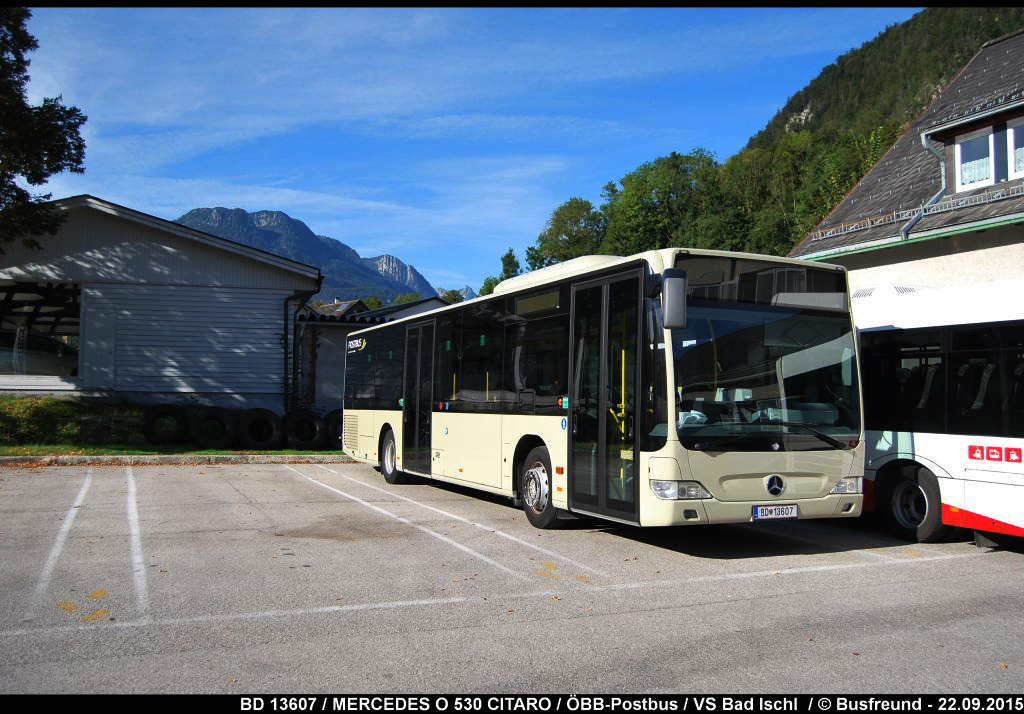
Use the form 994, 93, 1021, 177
650, 480, 711, 500
829, 477, 862, 494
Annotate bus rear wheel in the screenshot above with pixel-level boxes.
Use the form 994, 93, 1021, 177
880, 465, 950, 543
521, 446, 564, 529
380, 429, 409, 485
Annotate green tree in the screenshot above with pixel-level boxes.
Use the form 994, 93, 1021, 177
393, 292, 422, 305
362, 295, 383, 310
1, 8, 87, 253
600, 149, 720, 256
527, 196, 606, 270
439, 288, 464, 304
499, 247, 521, 281
479, 276, 499, 296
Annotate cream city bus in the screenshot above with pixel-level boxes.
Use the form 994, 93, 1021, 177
343, 248, 864, 529
855, 279, 1024, 545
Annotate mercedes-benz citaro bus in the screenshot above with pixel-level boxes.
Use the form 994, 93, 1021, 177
343, 248, 864, 529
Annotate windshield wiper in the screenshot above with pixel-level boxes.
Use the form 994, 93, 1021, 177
760, 420, 847, 449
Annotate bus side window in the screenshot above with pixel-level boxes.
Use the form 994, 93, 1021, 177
435, 312, 458, 404
505, 314, 569, 415
373, 325, 405, 410
458, 299, 504, 411
950, 325, 1010, 437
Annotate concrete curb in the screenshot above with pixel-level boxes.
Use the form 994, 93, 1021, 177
0, 454, 359, 467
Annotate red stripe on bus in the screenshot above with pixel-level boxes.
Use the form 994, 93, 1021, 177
863, 478, 874, 512
942, 504, 1024, 537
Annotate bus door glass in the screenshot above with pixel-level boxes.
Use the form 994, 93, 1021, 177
570, 272, 640, 521
403, 320, 434, 474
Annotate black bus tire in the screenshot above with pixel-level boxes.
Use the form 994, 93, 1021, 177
284, 409, 327, 450
236, 409, 284, 450
188, 407, 237, 450
143, 404, 187, 445
380, 428, 408, 484
521, 446, 564, 529
324, 409, 345, 450
880, 465, 951, 543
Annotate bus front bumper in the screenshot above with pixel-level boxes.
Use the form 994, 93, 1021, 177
641, 494, 863, 527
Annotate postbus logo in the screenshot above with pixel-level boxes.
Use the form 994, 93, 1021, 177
347, 338, 367, 353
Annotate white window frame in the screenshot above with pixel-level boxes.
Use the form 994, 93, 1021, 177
1009, 121, 1024, 182
954, 127, 995, 192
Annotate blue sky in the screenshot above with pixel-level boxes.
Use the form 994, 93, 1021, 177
27, 7, 919, 293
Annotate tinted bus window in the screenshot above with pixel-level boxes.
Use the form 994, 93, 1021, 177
458, 299, 504, 412
345, 335, 375, 409
861, 328, 944, 434
374, 325, 404, 410
505, 313, 569, 416
435, 312, 458, 405
639, 297, 668, 451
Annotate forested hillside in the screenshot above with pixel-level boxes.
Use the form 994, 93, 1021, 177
492, 7, 1024, 287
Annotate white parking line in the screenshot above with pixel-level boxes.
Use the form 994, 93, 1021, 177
313, 464, 609, 577
0, 549, 986, 639
125, 467, 149, 621
24, 469, 93, 622
282, 465, 530, 582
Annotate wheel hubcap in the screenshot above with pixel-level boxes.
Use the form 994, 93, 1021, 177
384, 439, 395, 473
892, 481, 927, 529
523, 462, 548, 512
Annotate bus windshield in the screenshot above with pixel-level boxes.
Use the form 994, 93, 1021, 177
670, 255, 860, 451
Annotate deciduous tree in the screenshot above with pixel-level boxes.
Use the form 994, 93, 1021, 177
1, 8, 87, 253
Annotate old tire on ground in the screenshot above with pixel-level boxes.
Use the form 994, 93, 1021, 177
380, 428, 409, 484
521, 445, 564, 529
324, 409, 345, 450
236, 408, 284, 450
880, 465, 951, 543
188, 406, 237, 450
143, 404, 188, 445
284, 409, 327, 450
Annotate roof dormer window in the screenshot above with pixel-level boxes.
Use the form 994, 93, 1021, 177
1010, 121, 1024, 181
955, 127, 995, 191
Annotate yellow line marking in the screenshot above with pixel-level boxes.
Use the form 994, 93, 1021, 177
82, 608, 108, 623
533, 570, 560, 579
56, 601, 77, 613
541, 561, 557, 571
87, 589, 108, 601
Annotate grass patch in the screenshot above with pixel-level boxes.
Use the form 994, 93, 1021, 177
0, 444, 352, 457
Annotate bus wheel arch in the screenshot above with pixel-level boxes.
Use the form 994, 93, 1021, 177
512, 435, 546, 498
516, 439, 564, 530
875, 459, 950, 543
378, 424, 408, 485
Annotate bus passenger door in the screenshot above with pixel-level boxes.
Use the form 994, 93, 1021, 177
569, 272, 641, 523
403, 320, 434, 475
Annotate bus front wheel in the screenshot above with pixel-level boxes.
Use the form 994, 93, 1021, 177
380, 429, 408, 485
521, 446, 564, 529
880, 465, 950, 543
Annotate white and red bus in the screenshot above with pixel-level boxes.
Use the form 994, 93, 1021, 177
855, 279, 1024, 545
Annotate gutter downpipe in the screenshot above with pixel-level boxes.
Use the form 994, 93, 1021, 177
283, 272, 324, 413
901, 132, 946, 241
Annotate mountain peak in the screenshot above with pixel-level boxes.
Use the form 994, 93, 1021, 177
175, 207, 436, 303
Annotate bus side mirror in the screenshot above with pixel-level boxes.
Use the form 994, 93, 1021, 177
662, 269, 687, 330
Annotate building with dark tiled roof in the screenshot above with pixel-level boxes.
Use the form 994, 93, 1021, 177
790, 29, 1024, 292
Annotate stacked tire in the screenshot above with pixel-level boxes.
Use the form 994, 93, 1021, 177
143, 404, 345, 452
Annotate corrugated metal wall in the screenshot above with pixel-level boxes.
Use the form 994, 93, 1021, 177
82, 284, 293, 394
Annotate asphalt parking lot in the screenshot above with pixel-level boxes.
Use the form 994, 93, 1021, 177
1, 462, 1022, 694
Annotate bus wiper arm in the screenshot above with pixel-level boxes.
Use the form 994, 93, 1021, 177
761, 421, 846, 449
